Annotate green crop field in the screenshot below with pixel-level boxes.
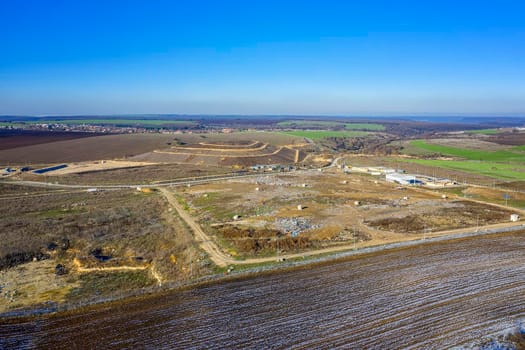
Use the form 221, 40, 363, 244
405, 140, 525, 180
281, 130, 368, 140
400, 158, 525, 180
344, 123, 385, 131
410, 140, 525, 162
277, 120, 385, 131
467, 129, 500, 135
277, 120, 341, 128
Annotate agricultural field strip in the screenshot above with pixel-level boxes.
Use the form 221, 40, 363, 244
277, 120, 386, 131
400, 158, 525, 181
411, 140, 525, 162
467, 128, 501, 134
404, 140, 525, 180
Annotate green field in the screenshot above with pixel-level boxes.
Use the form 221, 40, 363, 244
400, 158, 525, 180
277, 120, 385, 131
467, 128, 500, 135
405, 140, 525, 180
277, 120, 341, 128
410, 140, 525, 162
344, 123, 385, 131
281, 130, 368, 140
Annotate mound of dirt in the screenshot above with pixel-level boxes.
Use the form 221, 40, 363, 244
216, 225, 313, 254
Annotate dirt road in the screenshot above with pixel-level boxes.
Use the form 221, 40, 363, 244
159, 188, 233, 267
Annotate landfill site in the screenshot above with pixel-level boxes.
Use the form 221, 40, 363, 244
177, 166, 521, 259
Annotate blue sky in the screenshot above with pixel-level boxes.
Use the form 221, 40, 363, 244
1, 0, 524, 116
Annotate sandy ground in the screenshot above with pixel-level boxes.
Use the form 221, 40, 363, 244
0, 260, 78, 314
46, 160, 156, 175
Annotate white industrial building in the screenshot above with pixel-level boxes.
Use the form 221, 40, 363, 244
386, 173, 417, 185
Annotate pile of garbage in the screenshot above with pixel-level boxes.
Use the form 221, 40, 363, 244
274, 217, 319, 237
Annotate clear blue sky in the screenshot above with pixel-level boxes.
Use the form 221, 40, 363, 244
1, 0, 524, 116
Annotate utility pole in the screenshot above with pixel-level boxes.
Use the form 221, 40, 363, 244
276, 234, 280, 259
190, 252, 193, 278
353, 226, 357, 250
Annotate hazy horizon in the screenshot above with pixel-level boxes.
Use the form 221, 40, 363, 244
1, 0, 524, 115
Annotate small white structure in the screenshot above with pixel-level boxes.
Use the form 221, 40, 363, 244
297, 205, 303, 210
86, 188, 98, 193
136, 186, 142, 191
510, 214, 520, 222
354, 201, 361, 206
442, 194, 448, 199
342, 180, 348, 184
233, 215, 241, 220
301, 183, 308, 188
255, 187, 260, 191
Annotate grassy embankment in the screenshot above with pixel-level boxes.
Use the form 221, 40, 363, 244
402, 140, 525, 180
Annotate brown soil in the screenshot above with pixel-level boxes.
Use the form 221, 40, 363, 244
426, 138, 511, 151
0, 130, 102, 151
216, 225, 313, 255
488, 132, 525, 146
0, 133, 174, 165
366, 200, 514, 233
